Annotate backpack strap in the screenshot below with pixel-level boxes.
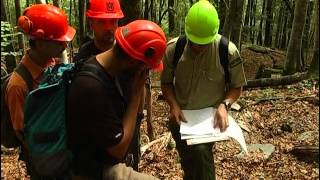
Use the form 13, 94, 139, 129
173, 35, 187, 69
219, 36, 230, 91
15, 63, 33, 91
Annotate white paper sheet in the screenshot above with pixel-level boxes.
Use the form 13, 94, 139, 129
180, 107, 248, 153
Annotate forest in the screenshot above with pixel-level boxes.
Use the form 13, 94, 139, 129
1, 0, 319, 179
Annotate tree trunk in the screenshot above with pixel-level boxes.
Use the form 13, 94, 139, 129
35, 0, 45, 4
264, 0, 273, 47
250, 0, 256, 44
257, 0, 266, 45
53, 0, 60, 7
14, 0, 25, 53
1, 0, 7, 21
120, 0, 141, 25
222, 0, 245, 49
284, 0, 309, 75
219, 0, 228, 34
144, 0, 149, 19
168, 0, 174, 36
230, 0, 245, 49
222, 0, 232, 38
275, 2, 284, 48
308, 0, 319, 78
245, 72, 309, 89
78, 0, 86, 46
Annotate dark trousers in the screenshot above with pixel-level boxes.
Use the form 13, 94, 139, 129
169, 120, 215, 180
126, 113, 144, 171
19, 146, 43, 180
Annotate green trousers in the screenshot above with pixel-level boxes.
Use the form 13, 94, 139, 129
169, 120, 215, 180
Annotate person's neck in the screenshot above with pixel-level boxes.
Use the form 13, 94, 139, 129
96, 49, 122, 77
94, 38, 113, 52
28, 49, 50, 68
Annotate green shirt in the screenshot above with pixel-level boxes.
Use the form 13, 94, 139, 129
161, 34, 247, 110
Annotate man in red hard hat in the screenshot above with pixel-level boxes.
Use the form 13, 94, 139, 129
4, 4, 75, 179
74, 0, 144, 171
67, 20, 166, 179
74, 0, 124, 61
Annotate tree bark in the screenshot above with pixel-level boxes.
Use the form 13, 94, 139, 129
53, 0, 60, 7
35, 0, 45, 4
143, 0, 149, 19
245, 72, 309, 89
223, 0, 245, 49
308, 0, 319, 78
219, 0, 228, 34
1, 0, 7, 21
257, 0, 266, 45
78, 0, 86, 46
14, 0, 25, 53
168, 0, 174, 36
284, 0, 309, 75
231, 0, 245, 49
264, 0, 273, 47
120, 0, 141, 25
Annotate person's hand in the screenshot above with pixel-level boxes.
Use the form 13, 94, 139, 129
131, 68, 148, 98
169, 104, 187, 125
213, 104, 229, 132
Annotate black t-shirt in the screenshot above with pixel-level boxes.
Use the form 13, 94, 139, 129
73, 39, 103, 62
67, 58, 127, 178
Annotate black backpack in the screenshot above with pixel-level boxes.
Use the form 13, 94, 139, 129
1, 63, 33, 148
173, 35, 230, 91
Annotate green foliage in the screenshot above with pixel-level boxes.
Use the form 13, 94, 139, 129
1, 21, 22, 58
259, 87, 278, 98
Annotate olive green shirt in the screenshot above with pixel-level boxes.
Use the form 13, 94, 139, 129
161, 34, 247, 110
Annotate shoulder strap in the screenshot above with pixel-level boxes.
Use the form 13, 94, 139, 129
15, 63, 33, 91
173, 35, 187, 69
219, 36, 230, 90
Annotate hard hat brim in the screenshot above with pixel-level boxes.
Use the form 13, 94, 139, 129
151, 61, 164, 72
55, 26, 76, 42
185, 30, 216, 45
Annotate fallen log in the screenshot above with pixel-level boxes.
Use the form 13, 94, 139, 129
290, 145, 319, 163
245, 72, 309, 89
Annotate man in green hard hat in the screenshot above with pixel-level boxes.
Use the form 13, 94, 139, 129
161, 0, 247, 179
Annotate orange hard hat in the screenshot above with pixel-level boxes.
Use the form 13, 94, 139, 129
86, 0, 124, 19
115, 20, 167, 71
17, 4, 75, 41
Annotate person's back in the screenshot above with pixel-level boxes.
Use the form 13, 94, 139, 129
4, 4, 75, 179
67, 20, 166, 179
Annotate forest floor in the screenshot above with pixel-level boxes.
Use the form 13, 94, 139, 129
1, 47, 319, 179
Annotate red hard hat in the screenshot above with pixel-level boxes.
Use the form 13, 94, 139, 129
17, 4, 75, 41
115, 20, 167, 71
86, 0, 124, 19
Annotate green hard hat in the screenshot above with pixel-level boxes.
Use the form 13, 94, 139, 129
185, 0, 220, 45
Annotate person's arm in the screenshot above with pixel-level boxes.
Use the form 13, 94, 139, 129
161, 83, 187, 125
106, 69, 147, 161
5, 78, 29, 147
214, 41, 246, 132
214, 87, 242, 132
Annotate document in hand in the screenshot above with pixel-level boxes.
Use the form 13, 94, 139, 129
180, 107, 248, 153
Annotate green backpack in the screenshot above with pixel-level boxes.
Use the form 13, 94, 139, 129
24, 61, 109, 177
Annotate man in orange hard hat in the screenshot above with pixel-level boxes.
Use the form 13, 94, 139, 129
74, 0, 124, 61
74, 0, 144, 171
68, 20, 166, 179
4, 4, 75, 179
